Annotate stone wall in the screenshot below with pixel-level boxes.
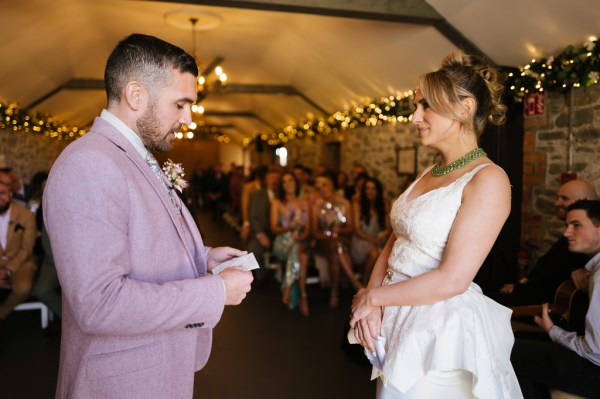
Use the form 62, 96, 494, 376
521, 85, 600, 261
0, 129, 67, 182
284, 122, 437, 201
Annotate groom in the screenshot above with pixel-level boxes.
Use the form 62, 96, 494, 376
43, 34, 253, 398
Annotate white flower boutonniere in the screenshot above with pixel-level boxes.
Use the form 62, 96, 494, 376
162, 159, 188, 193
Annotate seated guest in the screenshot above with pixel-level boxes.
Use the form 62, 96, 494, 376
0, 168, 33, 208
491, 179, 597, 307
351, 177, 391, 285
270, 172, 310, 316
511, 199, 600, 399
313, 163, 327, 178
205, 163, 229, 221
29, 173, 62, 321
240, 165, 266, 244
311, 172, 362, 308
291, 164, 314, 200
336, 170, 349, 198
349, 172, 369, 205
344, 164, 368, 201
228, 165, 245, 222
0, 171, 37, 333
247, 167, 281, 286
26, 171, 49, 214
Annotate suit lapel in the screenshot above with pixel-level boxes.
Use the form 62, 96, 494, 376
90, 118, 198, 273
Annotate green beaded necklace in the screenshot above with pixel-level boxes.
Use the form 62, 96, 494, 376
431, 147, 487, 177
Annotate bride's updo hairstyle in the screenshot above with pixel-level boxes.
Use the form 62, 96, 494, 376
418, 50, 507, 138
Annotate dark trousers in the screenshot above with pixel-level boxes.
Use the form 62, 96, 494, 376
511, 338, 600, 398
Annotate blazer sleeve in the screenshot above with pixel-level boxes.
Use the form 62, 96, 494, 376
44, 147, 225, 336
7, 207, 37, 272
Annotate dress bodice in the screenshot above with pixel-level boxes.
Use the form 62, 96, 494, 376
388, 164, 489, 277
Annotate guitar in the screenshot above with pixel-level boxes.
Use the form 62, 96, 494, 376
511, 280, 589, 334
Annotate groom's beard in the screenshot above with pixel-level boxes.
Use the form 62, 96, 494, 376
137, 102, 177, 152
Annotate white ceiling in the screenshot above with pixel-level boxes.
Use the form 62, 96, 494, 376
0, 0, 599, 143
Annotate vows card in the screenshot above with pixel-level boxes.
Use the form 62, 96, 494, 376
347, 328, 386, 370
211, 253, 260, 275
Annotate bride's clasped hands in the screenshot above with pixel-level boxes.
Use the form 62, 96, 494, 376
350, 287, 382, 353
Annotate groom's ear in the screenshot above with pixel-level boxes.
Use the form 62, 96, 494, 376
123, 81, 147, 112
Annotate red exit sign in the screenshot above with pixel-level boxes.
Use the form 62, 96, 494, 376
524, 92, 545, 117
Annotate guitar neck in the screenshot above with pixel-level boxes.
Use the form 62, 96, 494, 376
511, 305, 544, 317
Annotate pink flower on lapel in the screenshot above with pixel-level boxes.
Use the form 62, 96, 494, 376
162, 159, 188, 193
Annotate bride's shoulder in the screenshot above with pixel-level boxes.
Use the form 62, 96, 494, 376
474, 162, 509, 182
465, 163, 510, 198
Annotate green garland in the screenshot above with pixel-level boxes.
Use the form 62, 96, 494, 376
7, 37, 598, 145
0, 100, 228, 143
245, 93, 415, 147
506, 37, 600, 97
0, 101, 85, 141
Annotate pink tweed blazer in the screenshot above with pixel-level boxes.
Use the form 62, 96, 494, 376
44, 117, 226, 399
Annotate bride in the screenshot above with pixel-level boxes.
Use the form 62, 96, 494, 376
350, 51, 523, 398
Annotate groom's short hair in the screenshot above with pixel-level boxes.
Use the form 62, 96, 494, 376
104, 33, 198, 106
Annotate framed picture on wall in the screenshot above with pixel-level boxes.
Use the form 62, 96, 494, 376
396, 146, 417, 176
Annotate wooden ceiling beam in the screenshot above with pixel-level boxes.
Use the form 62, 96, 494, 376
216, 83, 327, 114
26, 78, 105, 109
203, 110, 277, 130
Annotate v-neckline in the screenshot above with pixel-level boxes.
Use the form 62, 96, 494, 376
404, 164, 489, 204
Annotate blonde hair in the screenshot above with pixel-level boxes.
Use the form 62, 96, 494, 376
418, 50, 507, 138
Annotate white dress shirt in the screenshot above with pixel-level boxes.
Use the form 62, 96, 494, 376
100, 109, 147, 159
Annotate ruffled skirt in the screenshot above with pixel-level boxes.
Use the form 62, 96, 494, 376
372, 276, 522, 399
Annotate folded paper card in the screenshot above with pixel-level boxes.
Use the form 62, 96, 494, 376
211, 253, 260, 275
347, 327, 386, 370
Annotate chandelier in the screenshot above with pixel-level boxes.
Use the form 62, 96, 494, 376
188, 17, 228, 99
165, 9, 230, 142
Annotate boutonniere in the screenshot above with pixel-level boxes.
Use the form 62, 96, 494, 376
162, 159, 188, 193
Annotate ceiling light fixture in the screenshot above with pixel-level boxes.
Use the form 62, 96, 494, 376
164, 9, 230, 142
188, 16, 228, 103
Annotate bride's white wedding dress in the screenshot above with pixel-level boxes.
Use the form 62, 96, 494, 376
373, 164, 522, 399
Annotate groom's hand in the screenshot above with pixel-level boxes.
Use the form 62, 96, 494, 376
220, 267, 253, 305
206, 247, 247, 272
